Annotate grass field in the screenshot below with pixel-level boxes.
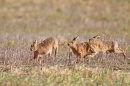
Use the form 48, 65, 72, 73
0, 0, 130, 86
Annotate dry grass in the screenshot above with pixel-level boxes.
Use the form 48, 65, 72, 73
0, 0, 130, 86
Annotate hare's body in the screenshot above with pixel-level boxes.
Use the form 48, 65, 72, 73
68, 37, 92, 63
30, 37, 58, 59
69, 42, 88, 57
87, 35, 126, 58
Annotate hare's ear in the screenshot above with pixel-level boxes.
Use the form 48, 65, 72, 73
33, 40, 37, 44
93, 35, 100, 39
73, 36, 79, 41
89, 38, 91, 41
35, 40, 37, 42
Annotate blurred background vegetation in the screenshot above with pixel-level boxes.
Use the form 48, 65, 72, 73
0, 0, 130, 37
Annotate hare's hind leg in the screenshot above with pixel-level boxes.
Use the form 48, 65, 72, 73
53, 45, 58, 62
54, 43, 58, 57
48, 51, 52, 58
113, 41, 126, 58
117, 48, 126, 59
55, 46, 58, 57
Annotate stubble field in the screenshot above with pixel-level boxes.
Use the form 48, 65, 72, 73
0, 0, 130, 86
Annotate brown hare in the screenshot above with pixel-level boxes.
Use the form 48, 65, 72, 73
30, 37, 58, 61
87, 35, 126, 59
68, 36, 93, 63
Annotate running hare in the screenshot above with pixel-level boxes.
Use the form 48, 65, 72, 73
30, 37, 58, 60
87, 35, 126, 58
68, 36, 92, 63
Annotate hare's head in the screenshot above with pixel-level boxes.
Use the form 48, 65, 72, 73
30, 40, 38, 51
68, 36, 79, 47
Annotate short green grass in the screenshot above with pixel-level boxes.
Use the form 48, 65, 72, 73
0, 65, 130, 86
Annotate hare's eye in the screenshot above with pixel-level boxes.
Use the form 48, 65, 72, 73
31, 45, 34, 47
